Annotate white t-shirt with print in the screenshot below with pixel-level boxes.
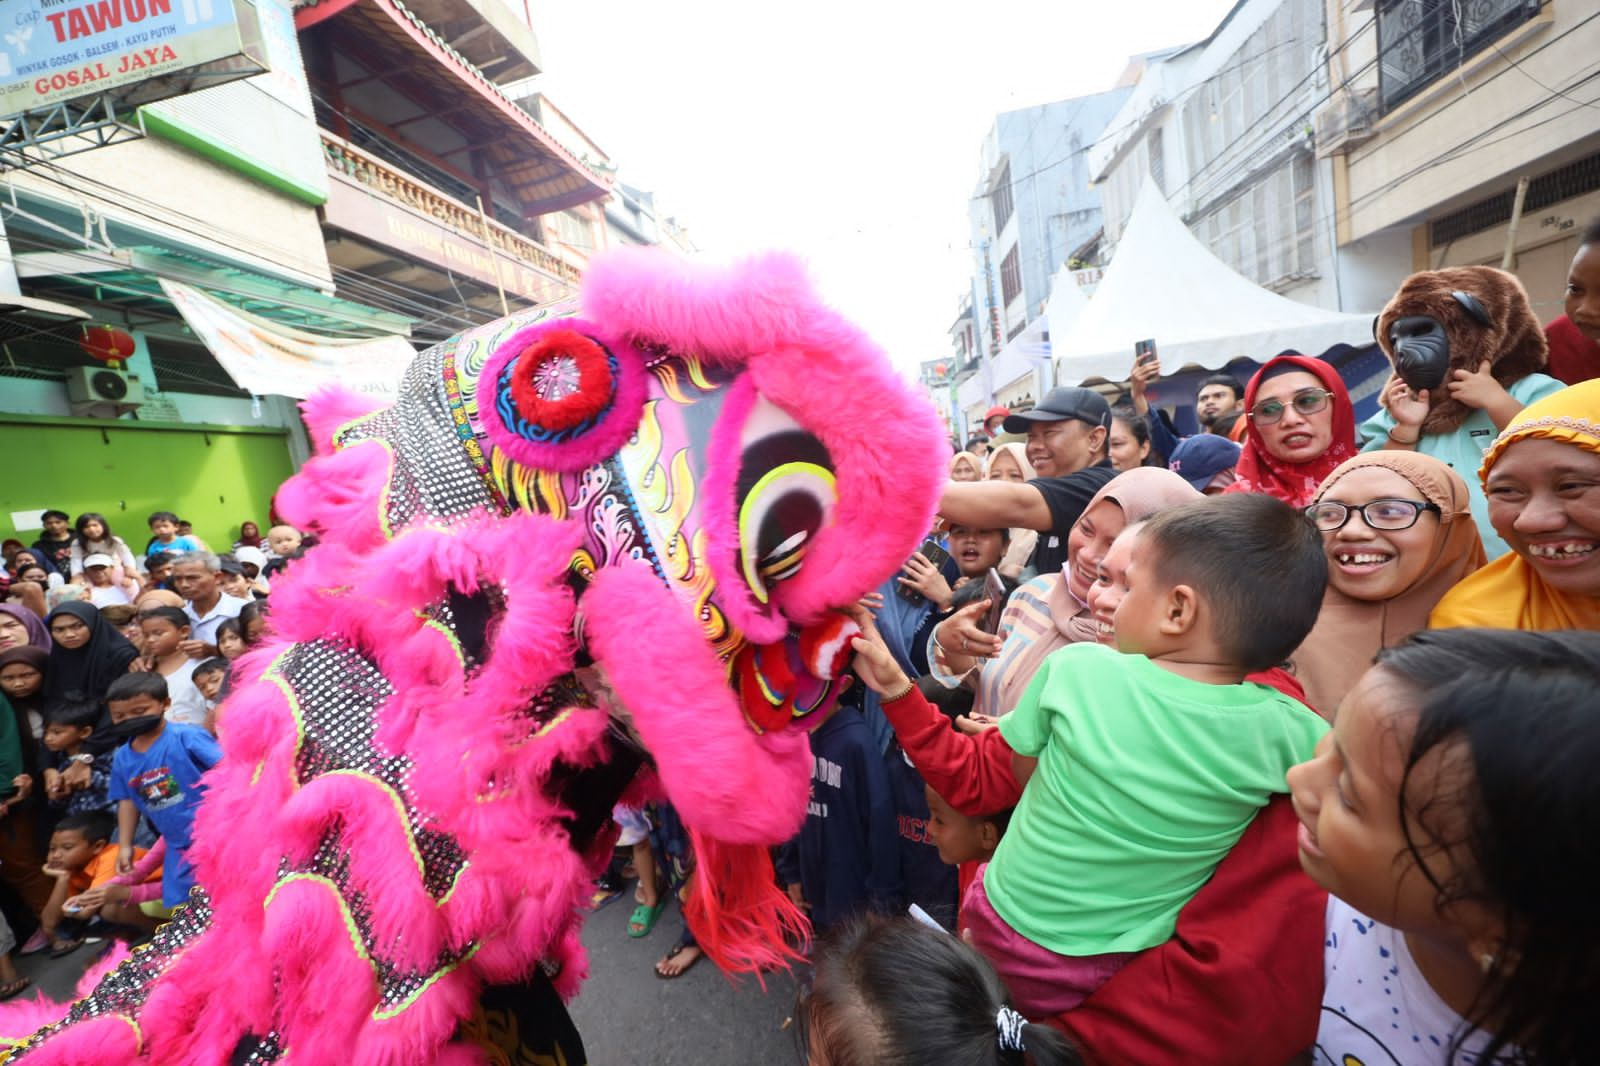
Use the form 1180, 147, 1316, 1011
1316, 896, 1508, 1066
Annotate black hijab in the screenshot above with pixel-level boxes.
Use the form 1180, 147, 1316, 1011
43, 601, 138, 705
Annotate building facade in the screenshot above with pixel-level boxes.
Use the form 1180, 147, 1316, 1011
1320, 0, 1600, 323
1090, 0, 1412, 319
966, 90, 1132, 360
0, 0, 614, 550
953, 89, 1131, 435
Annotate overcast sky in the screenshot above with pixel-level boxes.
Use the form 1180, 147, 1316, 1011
531, 0, 1237, 374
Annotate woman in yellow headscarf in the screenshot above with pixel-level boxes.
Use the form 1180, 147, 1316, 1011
1430, 378, 1600, 630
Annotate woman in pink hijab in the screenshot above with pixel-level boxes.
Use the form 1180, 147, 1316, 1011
929, 467, 1200, 721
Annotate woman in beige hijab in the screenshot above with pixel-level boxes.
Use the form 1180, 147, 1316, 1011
984, 442, 1038, 579
949, 451, 983, 482
1293, 452, 1486, 717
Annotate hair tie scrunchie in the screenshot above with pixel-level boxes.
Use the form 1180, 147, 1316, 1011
995, 1005, 1026, 1052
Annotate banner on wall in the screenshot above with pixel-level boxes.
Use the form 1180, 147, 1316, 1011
160, 279, 418, 399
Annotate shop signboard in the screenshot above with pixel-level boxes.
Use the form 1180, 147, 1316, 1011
160, 280, 419, 400
0, 0, 266, 120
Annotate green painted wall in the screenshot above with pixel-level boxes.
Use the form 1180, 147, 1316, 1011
0, 418, 294, 556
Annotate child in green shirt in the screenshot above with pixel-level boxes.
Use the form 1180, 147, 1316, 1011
960, 494, 1329, 1016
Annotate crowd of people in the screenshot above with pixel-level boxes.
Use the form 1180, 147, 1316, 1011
0, 230, 1597, 1064
778, 236, 1600, 1066
0, 512, 305, 994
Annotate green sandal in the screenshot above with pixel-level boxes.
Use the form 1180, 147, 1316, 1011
627, 899, 665, 938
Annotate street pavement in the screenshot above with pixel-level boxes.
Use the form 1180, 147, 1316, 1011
570, 892, 806, 1065
9, 890, 807, 1065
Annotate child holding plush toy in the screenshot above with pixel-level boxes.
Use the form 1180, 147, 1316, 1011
1363, 265, 1564, 558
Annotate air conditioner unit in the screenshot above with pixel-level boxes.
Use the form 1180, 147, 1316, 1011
66, 366, 145, 408
1314, 90, 1379, 158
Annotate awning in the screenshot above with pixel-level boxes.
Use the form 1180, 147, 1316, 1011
18, 245, 413, 337
161, 279, 416, 399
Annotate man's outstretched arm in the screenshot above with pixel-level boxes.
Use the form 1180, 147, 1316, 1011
938, 480, 1053, 531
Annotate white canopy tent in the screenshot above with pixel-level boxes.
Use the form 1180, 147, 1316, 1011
1053, 182, 1375, 384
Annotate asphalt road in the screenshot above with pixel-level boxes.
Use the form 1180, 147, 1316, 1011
569, 892, 807, 1066
12, 890, 807, 1065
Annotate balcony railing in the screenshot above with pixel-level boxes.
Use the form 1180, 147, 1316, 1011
321, 131, 582, 286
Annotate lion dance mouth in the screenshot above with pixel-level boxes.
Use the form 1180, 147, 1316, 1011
0, 249, 946, 1062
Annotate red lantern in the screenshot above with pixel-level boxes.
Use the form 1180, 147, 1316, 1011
79, 325, 136, 364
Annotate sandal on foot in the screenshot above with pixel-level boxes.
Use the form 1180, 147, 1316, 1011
48, 939, 83, 959
0, 978, 29, 1002
588, 884, 625, 912
654, 942, 702, 979
627, 899, 665, 938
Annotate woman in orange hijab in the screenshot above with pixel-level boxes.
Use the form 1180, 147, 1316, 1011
1431, 378, 1600, 630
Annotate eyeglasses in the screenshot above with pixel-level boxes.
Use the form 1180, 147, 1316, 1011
1304, 499, 1442, 532
1249, 388, 1333, 425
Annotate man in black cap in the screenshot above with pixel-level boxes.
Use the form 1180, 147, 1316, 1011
938, 385, 1116, 575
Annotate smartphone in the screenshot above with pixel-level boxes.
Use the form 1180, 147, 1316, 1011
980, 568, 1007, 634
896, 537, 951, 604
1134, 338, 1158, 366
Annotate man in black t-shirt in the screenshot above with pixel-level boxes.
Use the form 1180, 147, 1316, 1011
939, 386, 1116, 575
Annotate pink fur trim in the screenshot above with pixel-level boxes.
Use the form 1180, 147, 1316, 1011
582, 562, 811, 843
272, 441, 393, 554
747, 350, 946, 627
581, 248, 818, 365
583, 249, 947, 627
477, 318, 649, 473
299, 387, 389, 457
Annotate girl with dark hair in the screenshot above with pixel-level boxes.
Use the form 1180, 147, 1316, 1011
1106, 406, 1152, 472
68, 514, 139, 580
1289, 627, 1600, 1065
800, 915, 1081, 1066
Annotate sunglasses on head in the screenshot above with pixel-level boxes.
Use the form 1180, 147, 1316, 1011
1249, 388, 1332, 425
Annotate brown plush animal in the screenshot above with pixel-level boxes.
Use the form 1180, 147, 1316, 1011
1375, 265, 1548, 434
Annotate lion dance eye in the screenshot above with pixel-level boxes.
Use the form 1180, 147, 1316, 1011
734, 401, 836, 606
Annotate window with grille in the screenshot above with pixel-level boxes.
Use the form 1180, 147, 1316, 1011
990, 162, 1015, 234
1148, 129, 1166, 195
1000, 245, 1022, 307
1197, 152, 1319, 284
1376, 0, 1540, 113
1292, 154, 1317, 272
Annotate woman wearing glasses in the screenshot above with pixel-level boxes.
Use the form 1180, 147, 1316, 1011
1292, 454, 1486, 717
1432, 378, 1600, 631
1225, 353, 1358, 508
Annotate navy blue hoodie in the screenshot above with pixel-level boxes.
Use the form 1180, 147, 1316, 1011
775, 706, 901, 934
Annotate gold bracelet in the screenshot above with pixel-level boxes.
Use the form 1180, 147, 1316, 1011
882, 678, 915, 703
1386, 426, 1419, 446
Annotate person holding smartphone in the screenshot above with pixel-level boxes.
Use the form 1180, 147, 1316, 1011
899, 526, 1009, 676
1128, 342, 1246, 463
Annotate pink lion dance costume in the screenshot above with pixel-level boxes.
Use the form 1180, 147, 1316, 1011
0, 249, 946, 1063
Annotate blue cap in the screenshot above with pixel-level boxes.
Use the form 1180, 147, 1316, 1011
1167, 434, 1242, 490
